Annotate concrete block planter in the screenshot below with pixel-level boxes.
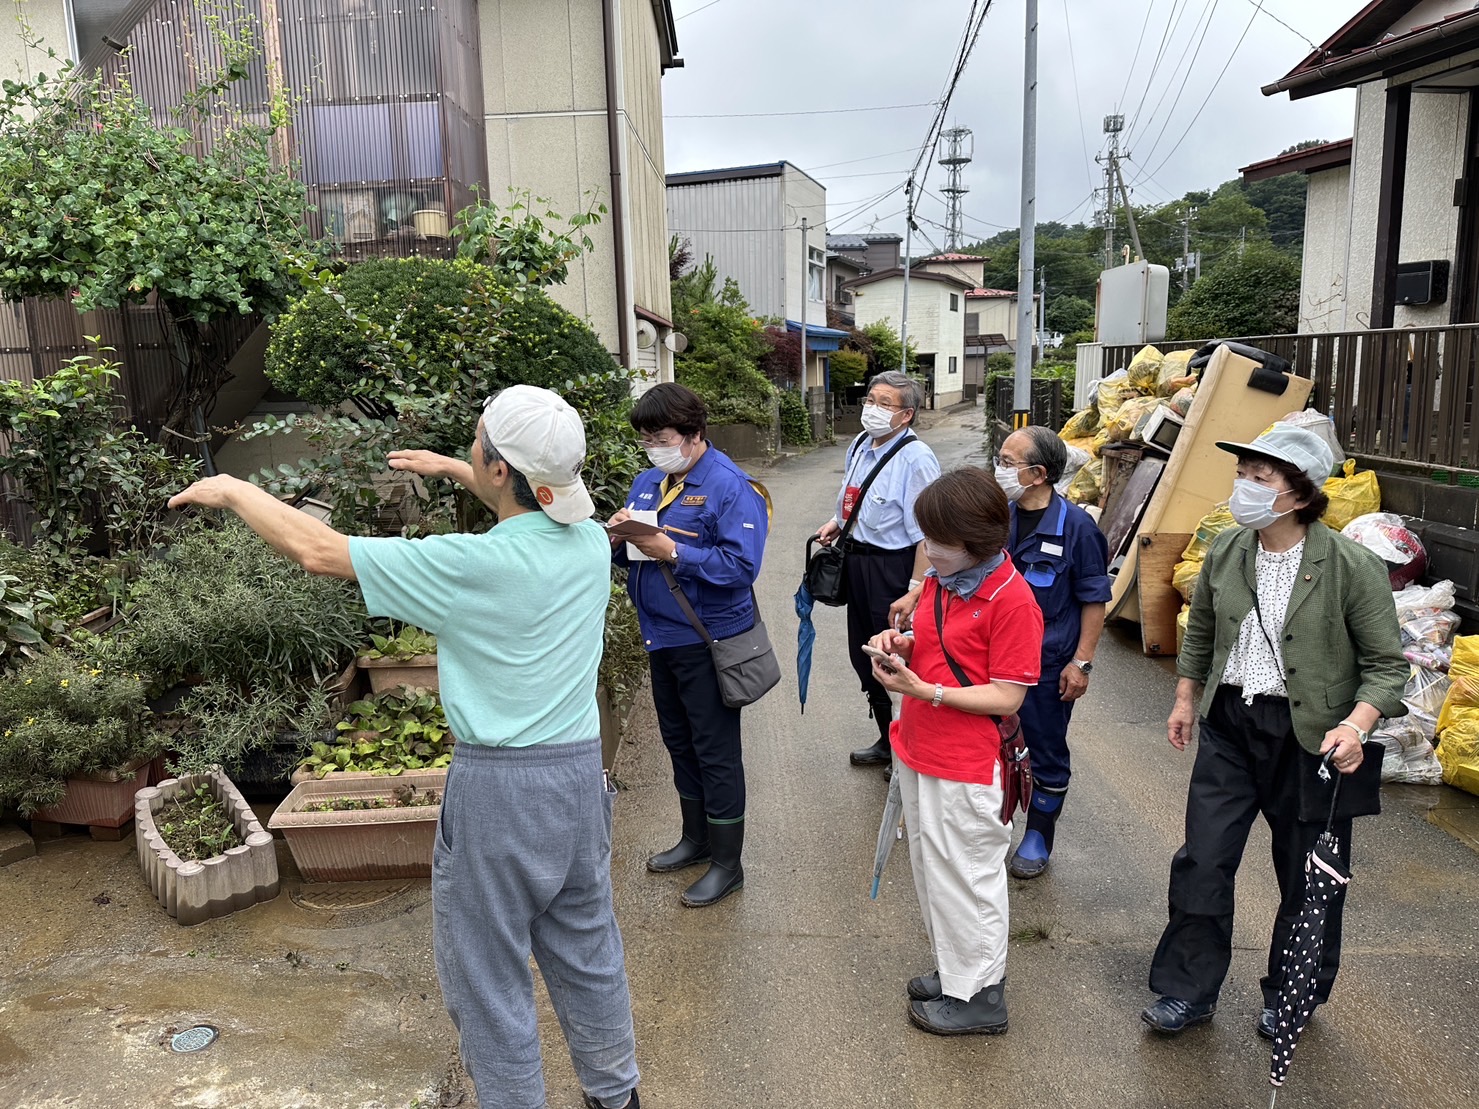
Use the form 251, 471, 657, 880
356, 653, 439, 694
135, 769, 280, 926
269, 770, 446, 882
33, 758, 152, 832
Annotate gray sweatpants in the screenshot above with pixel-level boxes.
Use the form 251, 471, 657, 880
433, 738, 638, 1108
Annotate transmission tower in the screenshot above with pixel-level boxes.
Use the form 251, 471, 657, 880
1095, 114, 1125, 270
937, 126, 974, 250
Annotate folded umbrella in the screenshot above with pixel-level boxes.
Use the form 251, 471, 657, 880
794, 579, 816, 712
870, 770, 904, 899
1268, 754, 1352, 1105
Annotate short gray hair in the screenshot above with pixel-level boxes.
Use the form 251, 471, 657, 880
478, 424, 540, 511
869, 370, 923, 414
1017, 425, 1069, 484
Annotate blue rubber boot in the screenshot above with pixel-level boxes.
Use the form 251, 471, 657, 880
1008, 789, 1064, 879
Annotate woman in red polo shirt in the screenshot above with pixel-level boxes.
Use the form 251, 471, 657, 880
868, 467, 1044, 1036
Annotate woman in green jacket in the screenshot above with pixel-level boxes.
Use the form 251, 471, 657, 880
1141, 424, 1407, 1039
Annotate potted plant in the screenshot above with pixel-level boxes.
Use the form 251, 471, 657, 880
355, 627, 438, 694
268, 772, 446, 881
0, 649, 166, 837
134, 768, 279, 924
293, 689, 453, 783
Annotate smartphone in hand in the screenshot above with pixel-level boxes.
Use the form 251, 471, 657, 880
861, 644, 900, 673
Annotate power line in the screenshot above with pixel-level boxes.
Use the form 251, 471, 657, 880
1241, 0, 1318, 51
808, 146, 921, 172
1131, 0, 1225, 172
1127, 0, 1190, 135
676, 0, 726, 20
1117, 0, 1159, 112
1060, 0, 1097, 194
667, 100, 937, 120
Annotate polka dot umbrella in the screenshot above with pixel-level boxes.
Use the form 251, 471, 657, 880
1268, 755, 1353, 1104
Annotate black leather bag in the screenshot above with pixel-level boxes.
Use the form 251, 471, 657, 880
804, 432, 916, 608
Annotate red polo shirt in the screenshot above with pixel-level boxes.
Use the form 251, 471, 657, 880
892, 558, 1044, 786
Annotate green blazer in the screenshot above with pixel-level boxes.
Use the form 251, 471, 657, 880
1177, 520, 1408, 754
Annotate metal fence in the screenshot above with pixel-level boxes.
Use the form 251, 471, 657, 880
1101, 325, 1479, 472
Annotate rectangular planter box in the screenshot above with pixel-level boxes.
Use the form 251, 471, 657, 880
269, 771, 446, 882
357, 654, 439, 694
34, 759, 151, 829
135, 769, 280, 925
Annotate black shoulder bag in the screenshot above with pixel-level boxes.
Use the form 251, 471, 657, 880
804, 432, 916, 607
932, 582, 1034, 825
661, 565, 781, 709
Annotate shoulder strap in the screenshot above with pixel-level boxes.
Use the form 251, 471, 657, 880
932, 580, 1008, 728
837, 432, 917, 543
659, 563, 761, 645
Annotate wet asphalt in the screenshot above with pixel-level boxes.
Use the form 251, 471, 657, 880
1, 405, 1477, 1108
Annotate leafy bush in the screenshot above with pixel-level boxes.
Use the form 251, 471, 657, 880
1166, 243, 1301, 341
600, 579, 647, 711
0, 649, 164, 814
0, 570, 68, 671
828, 349, 868, 393
170, 678, 332, 777
858, 319, 919, 374
778, 388, 813, 446
123, 517, 366, 690
451, 188, 605, 287
359, 627, 437, 661
297, 690, 452, 779
670, 258, 775, 430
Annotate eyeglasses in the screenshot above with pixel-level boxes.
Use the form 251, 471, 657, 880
994, 455, 1038, 471
639, 432, 684, 448
865, 397, 905, 412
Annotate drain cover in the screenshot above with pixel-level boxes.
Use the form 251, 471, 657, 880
170, 1025, 219, 1053
292, 881, 412, 911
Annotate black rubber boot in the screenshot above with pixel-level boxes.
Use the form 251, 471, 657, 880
647, 794, 710, 873
850, 699, 894, 766
680, 817, 744, 907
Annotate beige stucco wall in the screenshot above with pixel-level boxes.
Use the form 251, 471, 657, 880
851, 277, 964, 406
1299, 166, 1352, 333
2, 0, 73, 83
972, 296, 1021, 342
781, 164, 827, 324
481, 0, 672, 376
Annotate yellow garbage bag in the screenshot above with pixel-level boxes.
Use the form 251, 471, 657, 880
1156, 350, 1195, 393
1065, 457, 1102, 506
1097, 379, 1141, 425
1176, 604, 1191, 655
1104, 395, 1161, 443
1126, 345, 1165, 391
1438, 717, 1479, 797
1436, 635, 1479, 734
1063, 436, 1097, 458
1321, 460, 1381, 532
1060, 407, 1099, 440
1182, 503, 1236, 562
1173, 559, 1203, 604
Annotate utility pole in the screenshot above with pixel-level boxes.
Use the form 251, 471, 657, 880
1038, 266, 1047, 355
900, 179, 915, 373
1013, 0, 1038, 428
1180, 205, 1198, 291
1096, 114, 1124, 270
799, 217, 808, 389
1111, 153, 1144, 262
1240, 226, 1247, 257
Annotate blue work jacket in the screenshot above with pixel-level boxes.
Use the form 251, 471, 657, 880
614, 445, 769, 651
1007, 491, 1112, 669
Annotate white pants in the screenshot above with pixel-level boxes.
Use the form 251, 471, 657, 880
896, 760, 1012, 1001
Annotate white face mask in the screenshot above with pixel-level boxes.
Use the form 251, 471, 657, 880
925, 539, 976, 577
995, 463, 1027, 503
645, 442, 691, 474
1228, 478, 1291, 531
860, 403, 899, 438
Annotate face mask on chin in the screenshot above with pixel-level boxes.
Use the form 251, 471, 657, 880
645, 441, 690, 474
1228, 477, 1291, 530
860, 403, 899, 438
924, 539, 975, 577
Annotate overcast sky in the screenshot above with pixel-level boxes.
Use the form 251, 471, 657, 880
661, 0, 1361, 245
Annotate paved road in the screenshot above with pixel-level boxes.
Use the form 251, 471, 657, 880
607, 406, 1479, 1109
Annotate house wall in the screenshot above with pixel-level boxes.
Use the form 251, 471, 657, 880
2, 0, 72, 79
1300, 165, 1353, 333
620, 0, 671, 327
667, 174, 786, 318
851, 278, 963, 405
781, 164, 827, 324
862, 237, 901, 273
973, 297, 1020, 342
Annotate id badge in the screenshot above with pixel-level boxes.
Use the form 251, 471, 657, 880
841, 484, 861, 521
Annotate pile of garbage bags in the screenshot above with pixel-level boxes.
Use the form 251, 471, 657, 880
1371, 582, 1458, 786
1058, 345, 1199, 506
1436, 630, 1479, 795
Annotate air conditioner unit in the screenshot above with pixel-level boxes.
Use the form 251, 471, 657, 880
1395, 260, 1450, 306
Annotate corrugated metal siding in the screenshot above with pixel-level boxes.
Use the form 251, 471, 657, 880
666, 176, 785, 318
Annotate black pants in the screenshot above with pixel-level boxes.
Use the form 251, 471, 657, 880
1149, 686, 1352, 1009
843, 542, 917, 708
648, 642, 745, 821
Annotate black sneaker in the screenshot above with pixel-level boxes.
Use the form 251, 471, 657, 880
583, 1090, 639, 1109
1141, 995, 1216, 1034
1256, 1007, 1277, 1040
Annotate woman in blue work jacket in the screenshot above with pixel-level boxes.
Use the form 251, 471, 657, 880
607, 383, 770, 909
995, 426, 1111, 878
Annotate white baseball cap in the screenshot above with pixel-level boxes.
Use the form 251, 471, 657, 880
481, 385, 595, 524
1215, 423, 1336, 488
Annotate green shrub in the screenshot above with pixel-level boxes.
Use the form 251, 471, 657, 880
297, 689, 452, 779
778, 388, 813, 445
0, 649, 164, 814
828, 349, 868, 393
600, 578, 647, 712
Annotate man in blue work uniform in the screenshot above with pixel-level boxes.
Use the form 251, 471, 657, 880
609, 383, 770, 908
996, 426, 1111, 879
816, 370, 939, 771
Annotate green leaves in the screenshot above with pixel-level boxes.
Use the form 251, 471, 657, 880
298, 689, 452, 779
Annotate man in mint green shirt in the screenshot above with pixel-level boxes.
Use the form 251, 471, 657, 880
170, 385, 640, 1109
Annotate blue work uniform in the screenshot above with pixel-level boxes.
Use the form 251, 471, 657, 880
1007, 491, 1112, 793
614, 444, 768, 820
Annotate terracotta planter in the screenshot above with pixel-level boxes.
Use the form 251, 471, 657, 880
135, 769, 279, 925
356, 653, 439, 694
269, 770, 447, 881
33, 759, 151, 829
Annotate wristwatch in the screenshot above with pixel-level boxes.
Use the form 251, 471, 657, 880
1073, 659, 1094, 675
1337, 720, 1370, 743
